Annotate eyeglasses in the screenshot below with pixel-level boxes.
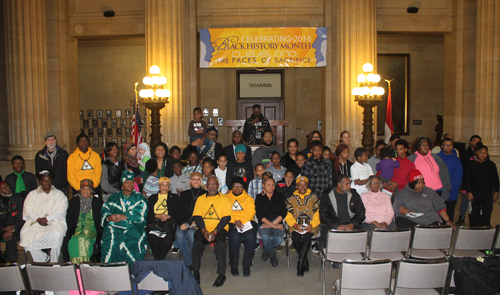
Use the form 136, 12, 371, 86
233, 184, 243, 188
370, 182, 381, 185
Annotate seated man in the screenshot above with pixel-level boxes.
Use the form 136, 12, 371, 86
0, 181, 24, 262
191, 176, 232, 287
20, 170, 68, 262
5, 155, 38, 200
100, 171, 147, 265
319, 174, 366, 248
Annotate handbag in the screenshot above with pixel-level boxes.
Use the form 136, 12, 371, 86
148, 218, 175, 233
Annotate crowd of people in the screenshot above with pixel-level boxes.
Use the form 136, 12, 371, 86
0, 104, 499, 288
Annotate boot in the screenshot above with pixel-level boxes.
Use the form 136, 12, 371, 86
297, 241, 311, 276
242, 251, 254, 277
294, 241, 303, 276
456, 215, 465, 225
269, 251, 278, 267
262, 249, 269, 261
229, 251, 239, 276
303, 255, 309, 272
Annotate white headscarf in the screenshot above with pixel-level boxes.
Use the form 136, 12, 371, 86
138, 142, 151, 162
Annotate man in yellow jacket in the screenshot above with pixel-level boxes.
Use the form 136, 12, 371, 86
191, 176, 231, 287
67, 133, 102, 194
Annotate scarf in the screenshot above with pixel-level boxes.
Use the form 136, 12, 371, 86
13, 170, 26, 193
138, 142, 151, 162
154, 193, 169, 214
123, 142, 139, 168
79, 195, 93, 213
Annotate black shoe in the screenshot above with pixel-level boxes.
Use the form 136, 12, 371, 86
231, 267, 239, 276
213, 274, 226, 287
262, 250, 269, 261
171, 247, 179, 255
303, 256, 309, 272
243, 265, 251, 277
188, 264, 194, 271
332, 262, 340, 269
269, 251, 278, 267
297, 261, 304, 276
456, 215, 465, 225
193, 271, 200, 284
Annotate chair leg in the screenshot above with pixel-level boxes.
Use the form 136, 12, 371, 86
322, 258, 326, 295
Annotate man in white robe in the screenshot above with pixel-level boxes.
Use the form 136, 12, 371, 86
20, 170, 68, 262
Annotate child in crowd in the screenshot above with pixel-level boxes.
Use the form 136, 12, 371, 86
266, 151, 285, 182
301, 141, 332, 197
182, 150, 202, 178
276, 169, 296, 199
187, 107, 213, 157
170, 159, 190, 195
137, 142, 151, 173
170, 146, 182, 162
248, 163, 265, 199
322, 146, 332, 161
201, 158, 215, 187
226, 144, 254, 188
143, 159, 160, 198
350, 148, 374, 195
294, 152, 306, 179
376, 146, 400, 193
215, 155, 228, 194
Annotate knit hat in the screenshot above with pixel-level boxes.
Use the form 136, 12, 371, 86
232, 176, 247, 188
0, 181, 7, 188
207, 126, 218, 135
44, 132, 56, 140
235, 144, 246, 155
409, 169, 424, 182
121, 170, 135, 184
76, 133, 90, 144
159, 177, 170, 185
296, 176, 308, 184
80, 179, 94, 190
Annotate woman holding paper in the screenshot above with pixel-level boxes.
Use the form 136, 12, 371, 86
284, 176, 320, 277
393, 169, 453, 228
227, 176, 257, 277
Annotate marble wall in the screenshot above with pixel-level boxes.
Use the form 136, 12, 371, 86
0, 3, 8, 159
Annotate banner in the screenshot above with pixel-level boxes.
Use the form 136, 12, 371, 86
200, 27, 327, 68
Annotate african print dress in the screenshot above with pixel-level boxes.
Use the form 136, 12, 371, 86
285, 188, 321, 235
68, 210, 97, 263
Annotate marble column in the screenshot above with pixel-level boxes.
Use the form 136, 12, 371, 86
4, 0, 49, 160
475, 0, 500, 156
335, 0, 378, 149
145, 0, 187, 148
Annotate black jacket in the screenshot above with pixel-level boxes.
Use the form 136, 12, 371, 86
333, 160, 354, 187
5, 171, 38, 200
242, 114, 272, 145
35, 145, 69, 190
224, 144, 252, 163
0, 194, 24, 236
280, 152, 300, 176
101, 158, 127, 194
320, 188, 365, 229
464, 159, 499, 194
147, 193, 176, 224
62, 195, 103, 262
275, 179, 296, 199
170, 187, 207, 226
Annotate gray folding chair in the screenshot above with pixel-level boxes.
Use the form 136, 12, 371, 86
79, 262, 133, 293
450, 226, 496, 258
137, 271, 170, 292
409, 225, 453, 259
334, 259, 392, 295
320, 229, 368, 295
393, 258, 450, 295
495, 225, 500, 253
367, 228, 411, 261
0, 263, 28, 293
26, 262, 80, 293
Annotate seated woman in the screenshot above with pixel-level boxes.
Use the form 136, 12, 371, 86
63, 179, 103, 263
284, 176, 320, 276
360, 175, 396, 233
227, 177, 257, 277
146, 177, 176, 260
255, 176, 286, 267
101, 142, 128, 202
393, 169, 453, 228
101, 171, 148, 265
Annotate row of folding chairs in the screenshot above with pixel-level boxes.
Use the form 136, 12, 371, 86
334, 258, 450, 295
320, 225, 500, 295
0, 262, 169, 295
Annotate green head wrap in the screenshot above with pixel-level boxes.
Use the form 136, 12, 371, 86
121, 170, 135, 184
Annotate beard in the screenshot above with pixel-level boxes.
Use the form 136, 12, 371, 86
47, 143, 56, 151
263, 141, 273, 147
0, 191, 12, 197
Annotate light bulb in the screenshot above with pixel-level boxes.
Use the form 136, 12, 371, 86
362, 86, 370, 96
362, 63, 373, 73
352, 87, 360, 96
149, 65, 160, 75
357, 74, 366, 83
139, 89, 148, 98
164, 89, 171, 97
147, 89, 154, 97
373, 74, 381, 83
378, 87, 385, 96
158, 77, 167, 85
367, 74, 375, 83
155, 89, 164, 97
151, 76, 159, 85
143, 77, 151, 85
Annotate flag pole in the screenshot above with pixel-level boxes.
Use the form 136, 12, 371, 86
384, 79, 394, 145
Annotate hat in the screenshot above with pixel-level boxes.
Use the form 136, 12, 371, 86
190, 134, 203, 143
121, 170, 135, 184
36, 170, 55, 181
76, 133, 89, 144
159, 177, 170, 185
232, 176, 247, 188
80, 179, 94, 190
44, 132, 56, 140
207, 126, 218, 135
235, 144, 246, 155
190, 172, 203, 179
296, 176, 308, 184
409, 169, 424, 182
0, 181, 7, 187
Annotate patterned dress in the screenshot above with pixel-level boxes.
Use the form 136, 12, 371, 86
100, 190, 148, 265
68, 210, 97, 263
285, 189, 320, 235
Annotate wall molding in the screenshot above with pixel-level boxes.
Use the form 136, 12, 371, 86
378, 35, 444, 44
79, 38, 145, 47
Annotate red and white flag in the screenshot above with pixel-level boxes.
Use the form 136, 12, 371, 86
384, 82, 394, 144
130, 89, 143, 146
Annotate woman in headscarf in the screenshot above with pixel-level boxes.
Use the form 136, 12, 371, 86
63, 179, 103, 263
123, 142, 142, 178
100, 171, 148, 265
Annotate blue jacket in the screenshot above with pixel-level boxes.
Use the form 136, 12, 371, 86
437, 149, 463, 201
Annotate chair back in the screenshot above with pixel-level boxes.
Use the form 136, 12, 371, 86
0, 263, 27, 292
411, 225, 453, 252
340, 259, 392, 290
495, 225, 500, 249
452, 226, 496, 252
395, 258, 449, 289
26, 263, 79, 292
327, 229, 368, 254
79, 262, 133, 292
137, 271, 170, 291
369, 228, 411, 256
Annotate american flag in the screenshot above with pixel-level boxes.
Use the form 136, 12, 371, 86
131, 89, 143, 146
